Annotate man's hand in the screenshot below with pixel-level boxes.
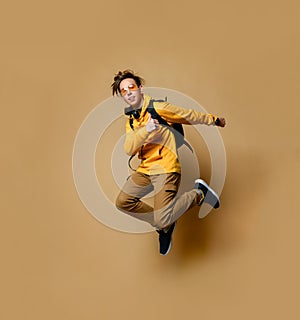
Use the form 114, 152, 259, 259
146, 114, 159, 132
215, 117, 226, 127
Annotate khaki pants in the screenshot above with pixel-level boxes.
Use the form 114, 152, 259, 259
115, 171, 201, 230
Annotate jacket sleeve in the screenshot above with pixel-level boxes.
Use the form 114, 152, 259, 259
154, 101, 218, 126
123, 118, 149, 156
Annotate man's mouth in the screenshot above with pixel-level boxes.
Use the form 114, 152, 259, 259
128, 96, 135, 102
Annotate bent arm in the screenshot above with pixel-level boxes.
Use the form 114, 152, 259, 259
123, 120, 149, 156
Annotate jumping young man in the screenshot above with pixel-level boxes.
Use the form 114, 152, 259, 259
112, 70, 226, 255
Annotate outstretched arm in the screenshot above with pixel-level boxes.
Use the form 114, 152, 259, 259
154, 101, 226, 127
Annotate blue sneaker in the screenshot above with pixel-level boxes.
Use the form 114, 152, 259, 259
194, 179, 220, 209
157, 222, 176, 255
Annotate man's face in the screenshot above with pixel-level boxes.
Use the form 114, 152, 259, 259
119, 78, 143, 108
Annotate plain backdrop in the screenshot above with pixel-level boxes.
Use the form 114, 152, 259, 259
1, 1, 299, 319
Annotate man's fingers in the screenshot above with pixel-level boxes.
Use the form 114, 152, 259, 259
148, 113, 158, 124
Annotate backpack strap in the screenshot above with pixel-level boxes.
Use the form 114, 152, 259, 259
147, 99, 169, 127
147, 99, 193, 152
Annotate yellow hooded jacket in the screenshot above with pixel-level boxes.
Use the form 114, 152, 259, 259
124, 94, 218, 175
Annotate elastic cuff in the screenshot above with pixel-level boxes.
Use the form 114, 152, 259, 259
194, 190, 205, 206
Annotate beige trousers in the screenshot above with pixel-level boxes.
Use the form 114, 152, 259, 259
115, 171, 201, 230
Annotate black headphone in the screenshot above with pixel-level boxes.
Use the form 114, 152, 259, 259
124, 107, 141, 119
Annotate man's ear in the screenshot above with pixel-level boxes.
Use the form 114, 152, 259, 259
139, 85, 144, 93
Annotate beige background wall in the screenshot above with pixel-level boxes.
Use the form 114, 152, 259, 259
1, 1, 299, 319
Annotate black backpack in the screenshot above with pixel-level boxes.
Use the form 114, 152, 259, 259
124, 98, 193, 170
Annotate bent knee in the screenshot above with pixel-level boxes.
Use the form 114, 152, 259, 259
115, 191, 134, 211
115, 192, 126, 210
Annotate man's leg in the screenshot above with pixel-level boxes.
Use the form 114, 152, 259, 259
151, 173, 219, 255
115, 171, 155, 226
151, 173, 182, 255
153, 176, 220, 230
152, 173, 199, 230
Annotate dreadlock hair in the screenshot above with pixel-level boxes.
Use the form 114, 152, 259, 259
111, 69, 145, 96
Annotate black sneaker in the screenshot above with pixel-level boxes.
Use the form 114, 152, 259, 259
194, 179, 220, 209
157, 222, 176, 256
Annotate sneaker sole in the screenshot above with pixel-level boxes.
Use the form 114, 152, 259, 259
194, 179, 220, 209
